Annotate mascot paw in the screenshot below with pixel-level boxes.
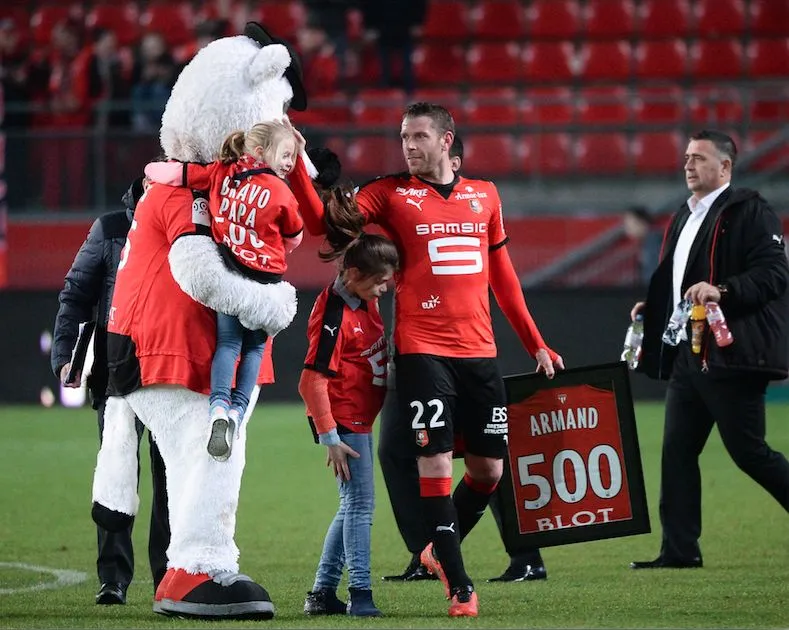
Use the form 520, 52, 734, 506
240, 281, 297, 336
92, 502, 134, 532
154, 568, 275, 620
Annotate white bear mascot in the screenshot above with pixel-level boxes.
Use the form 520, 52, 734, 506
90, 23, 313, 620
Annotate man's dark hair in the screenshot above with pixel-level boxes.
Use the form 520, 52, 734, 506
690, 130, 737, 168
449, 134, 464, 162
403, 102, 455, 136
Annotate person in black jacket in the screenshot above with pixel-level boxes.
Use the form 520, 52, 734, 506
629, 130, 789, 570
51, 177, 170, 604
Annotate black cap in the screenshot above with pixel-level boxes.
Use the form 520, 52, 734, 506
244, 21, 307, 112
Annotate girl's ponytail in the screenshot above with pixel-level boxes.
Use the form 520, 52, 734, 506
219, 130, 247, 163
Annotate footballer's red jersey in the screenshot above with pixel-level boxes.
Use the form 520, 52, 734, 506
106, 184, 274, 395
303, 281, 388, 432
356, 173, 508, 358
184, 155, 303, 276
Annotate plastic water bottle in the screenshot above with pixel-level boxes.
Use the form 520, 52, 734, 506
662, 298, 692, 346
621, 314, 644, 370
705, 302, 734, 347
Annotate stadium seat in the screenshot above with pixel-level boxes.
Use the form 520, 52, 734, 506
139, 2, 194, 46
352, 89, 408, 127
688, 85, 744, 126
632, 86, 685, 124
411, 88, 466, 122
85, 4, 141, 46
345, 136, 404, 178
576, 133, 629, 175
584, 0, 635, 38
467, 42, 523, 84
634, 40, 687, 79
471, 0, 526, 39
748, 85, 789, 124
578, 41, 631, 81
745, 130, 789, 171
463, 134, 516, 176
522, 87, 574, 126
520, 133, 573, 175
695, 0, 746, 37
526, 0, 580, 39
522, 42, 576, 82
255, 1, 306, 40
413, 43, 467, 86
576, 86, 630, 126
749, 0, 789, 36
421, 0, 471, 40
464, 87, 520, 126
690, 40, 744, 79
747, 39, 789, 78
632, 132, 683, 174
30, 4, 83, 47
291, 92, 352, 125
638, 0, 691, 37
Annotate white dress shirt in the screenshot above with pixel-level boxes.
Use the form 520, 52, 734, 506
672, 183, 730, 311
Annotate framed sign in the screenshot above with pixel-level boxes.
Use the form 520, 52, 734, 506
496, 362, 650, 549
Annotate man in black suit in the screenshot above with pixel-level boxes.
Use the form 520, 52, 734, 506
630, 129, 789, 569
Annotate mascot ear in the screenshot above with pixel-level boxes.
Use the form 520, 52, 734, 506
246, 43, 291, 85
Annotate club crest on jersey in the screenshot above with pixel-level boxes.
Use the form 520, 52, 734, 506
469, 199, 483, 214
415, 430, 429, 447
192, 197, 210, 227
557, 393, 567, 404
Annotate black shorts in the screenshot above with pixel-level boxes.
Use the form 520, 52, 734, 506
394, 353, 508, 459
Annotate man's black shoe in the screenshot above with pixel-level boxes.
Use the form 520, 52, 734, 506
382, 554, 438, 581
488, 563, 547, 582
96, 582, 127, 605
630, 556, 703, 569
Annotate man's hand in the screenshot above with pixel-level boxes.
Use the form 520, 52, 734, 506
60, 363, 81, 388
631, 301, 646, 322
535, 348, 564, 379
325, 442, 360, 482
685, 282, 721, 305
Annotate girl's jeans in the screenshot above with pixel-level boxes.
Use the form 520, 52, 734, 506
313, 432, 375, 591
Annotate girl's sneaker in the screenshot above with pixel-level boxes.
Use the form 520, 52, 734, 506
207, 406, 235, 461
303, 588, 346, 615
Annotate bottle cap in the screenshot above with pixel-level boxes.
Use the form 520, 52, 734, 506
691, 305, 706, 320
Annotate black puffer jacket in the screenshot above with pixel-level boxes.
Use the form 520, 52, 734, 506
639, 186, 789, 381
51, 178, 145, 406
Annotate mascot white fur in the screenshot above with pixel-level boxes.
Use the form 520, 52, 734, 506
90, 23, 316, 620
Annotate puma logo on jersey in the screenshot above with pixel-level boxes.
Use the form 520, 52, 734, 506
323, 324, 338, 337
436, 522, 456, 534
353, 323, 364, 335
772, 234, 784, 245
406, 198, 425, 211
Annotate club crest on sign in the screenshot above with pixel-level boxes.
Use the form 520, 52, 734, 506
415, 430, 429, 447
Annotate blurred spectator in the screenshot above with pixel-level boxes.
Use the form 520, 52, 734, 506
360, 0, 426, 93
1, 17, 31, 129
304, 0, 352, 76
131, 33, 177, 133
173, 19, 227, 68
623, 205, 663, 286
296, 20, 339, 97
82, 28, 131, 128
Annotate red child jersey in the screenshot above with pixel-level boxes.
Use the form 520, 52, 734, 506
303, 284, 388, 432
355, 174, 508, 358
185, 156, 303, 276
107, 184, 274, 394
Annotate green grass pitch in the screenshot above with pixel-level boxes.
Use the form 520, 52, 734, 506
1, 402, 787, 628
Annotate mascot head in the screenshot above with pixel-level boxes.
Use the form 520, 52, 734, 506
160, 23, 307, 163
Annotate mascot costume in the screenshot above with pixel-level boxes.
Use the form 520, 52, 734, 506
90, 23, 317, 620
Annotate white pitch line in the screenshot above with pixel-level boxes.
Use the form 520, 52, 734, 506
0, 562, 87, 595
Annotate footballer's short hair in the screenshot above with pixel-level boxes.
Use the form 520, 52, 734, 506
403, 102, 455, 137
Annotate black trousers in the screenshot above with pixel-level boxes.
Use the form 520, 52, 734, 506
378, 386, 543, 565
659, 344, 789, 560
96, 399, 170, 591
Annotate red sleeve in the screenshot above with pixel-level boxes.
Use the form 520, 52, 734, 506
298, 369, 335, 434
489, 245, 559, 362
303, 290, 345, 376
157, 187, 212, 244
184, 162, 218, 191
487, 184, 508, 249
289, 156, 327, 235
279, 191, 304, 238
354, 180, 386, 223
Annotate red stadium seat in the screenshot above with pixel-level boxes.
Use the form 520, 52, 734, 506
747, 39, 789, 78
520, 133, 573, 175
576, 133, 629, 174
688, 86, 744, 125
584, 0, 635, 38
471, 0, 526, 39
421, 0, 471, 40
749, 85, 789, 123
290, 92, 352, 126
745, 130, 789, 171
526, 0, 580, 39
464, 87, 520, 126
632, 86, 685, 124
749, 0, 789, 36
632, 132, 683, 174
694, 0, 746, 37
413, 43, 467, 86
85, 4, 141, 46
463, 134, 516, 176
411, 88, 466, 122
522, 87, 574, 126
346, 136, 404, 178
634, 40, 687, 79
522, 42, 575, 82
576, 86, 630, 126
690, 40, 744, 79
256, 1, 306, 40
467, 42, 523, 84
139, 2, 194, 46
31, 4, 83, 47
578, 41, 631, 81
352, 89, 408, 127
638, 0, 691, 37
